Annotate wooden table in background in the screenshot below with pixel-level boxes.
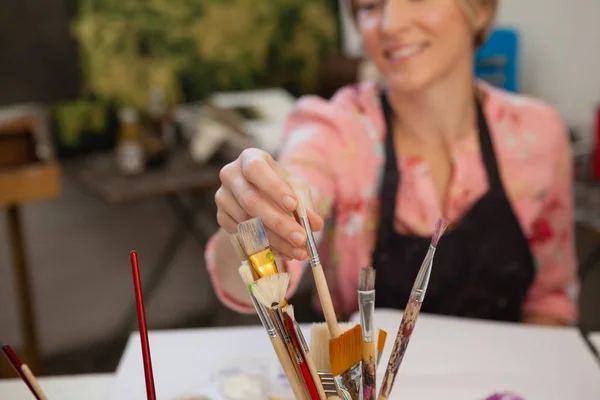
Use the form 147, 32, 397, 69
65, 151, 223, 338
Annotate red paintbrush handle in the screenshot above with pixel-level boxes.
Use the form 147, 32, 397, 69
1, 345, 40, 400
130, 251, 157, 400
299, 360, 320, 400
283, 314, 320, 400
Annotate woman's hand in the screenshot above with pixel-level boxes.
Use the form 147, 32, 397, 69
215, 148, 324, 261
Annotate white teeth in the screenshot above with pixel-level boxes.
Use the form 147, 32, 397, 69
388, 45, 423, 60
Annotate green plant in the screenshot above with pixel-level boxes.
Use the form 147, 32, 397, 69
55, 0, 338, 150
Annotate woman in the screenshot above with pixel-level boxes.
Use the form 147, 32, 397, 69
205, 0, 579, 325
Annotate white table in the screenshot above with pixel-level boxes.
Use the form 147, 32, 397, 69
109, 309, 600, 400
0, 373, 113, 400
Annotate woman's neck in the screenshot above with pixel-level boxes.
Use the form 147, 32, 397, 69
386, 65, 477, 148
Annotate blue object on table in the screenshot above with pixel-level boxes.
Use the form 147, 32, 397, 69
475, 28, 520, 93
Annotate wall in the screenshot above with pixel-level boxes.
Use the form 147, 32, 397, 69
339, 0, 600, 145
496, 1, 600, 146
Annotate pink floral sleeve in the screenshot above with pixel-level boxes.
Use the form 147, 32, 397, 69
522, 110, 579, 324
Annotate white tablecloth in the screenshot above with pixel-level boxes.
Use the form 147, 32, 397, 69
109, 309, 600, 400
0, 373, 113, 400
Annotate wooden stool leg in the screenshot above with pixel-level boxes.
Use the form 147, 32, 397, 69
6, 204, 42, 373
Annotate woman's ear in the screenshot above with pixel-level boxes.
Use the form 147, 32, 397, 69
473, 0, 495, 33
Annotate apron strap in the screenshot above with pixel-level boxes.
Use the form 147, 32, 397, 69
373, 92, 400, 263
474, 97, 503, 192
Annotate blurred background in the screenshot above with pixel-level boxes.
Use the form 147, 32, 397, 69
0, 0, 599, 379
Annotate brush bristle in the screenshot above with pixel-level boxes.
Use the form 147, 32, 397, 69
377, 329, 388, 352
238, 264, 254, 286
294, 188, 308, 219
237, 217, 270, 256
229, 234, 248, 263
327, 397, 343, 400
251, 273, 290, 308
431, 217, 450, 248
358, 266, 375, 291
311, 323, 332, 372
310, 322, 356, 372
329, 325, 362, 376
286, 304, 295, 321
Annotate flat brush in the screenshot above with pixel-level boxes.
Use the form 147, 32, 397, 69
376, 329, 388, 367
329, 325, 363, 400
378, 218, 450, 400
237, 217, 288, 307
310, 323, 356, 397
243, 272, 307, 399
358, 266, 376, 400
293, 191, 340, 339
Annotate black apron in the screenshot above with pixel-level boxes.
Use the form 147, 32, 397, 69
372, 92, 535, 322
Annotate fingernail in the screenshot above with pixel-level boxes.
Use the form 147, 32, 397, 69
282, 195, 297, 211
290, 231, 306, 246
293, 248, 307, 260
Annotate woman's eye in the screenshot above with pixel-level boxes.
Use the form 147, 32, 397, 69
355, 0, 384, 12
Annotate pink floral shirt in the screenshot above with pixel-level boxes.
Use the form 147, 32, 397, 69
206, 81, 579, 324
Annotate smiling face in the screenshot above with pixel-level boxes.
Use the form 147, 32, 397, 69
354, 0, 491, 93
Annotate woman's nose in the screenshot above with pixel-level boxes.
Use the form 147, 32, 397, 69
380, 0, 412, 37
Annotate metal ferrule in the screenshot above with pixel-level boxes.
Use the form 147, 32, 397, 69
333, 361, 363, 400
293, 320, 310, 354
358, 290, 375, 342
250, 294, 276, 338
299, 215, 320, 267
411, 244, 436, 303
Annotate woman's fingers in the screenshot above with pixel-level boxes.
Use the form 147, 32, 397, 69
307, 208, 325, 231
240, 149, 298, 212
265, 230, 307, 261
214, 187, 250, 223
228, 174, 307, 249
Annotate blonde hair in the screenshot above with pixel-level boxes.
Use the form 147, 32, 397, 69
349, 0, 499, 48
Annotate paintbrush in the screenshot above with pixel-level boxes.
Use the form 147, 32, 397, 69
283, 311, 321, 399
310, 323, 357, 397
378, 218, 450, 400
251, 273, 311, 399
358, 267, 376, 400
329, 324, 363, 399
238, 268, 307, 399
286, 305, 326, 399
376, 329, 388, 367
130, 251, 157, 400
1, 345, 46, 400
293, 191, 340, 339
237, 217, 288, 307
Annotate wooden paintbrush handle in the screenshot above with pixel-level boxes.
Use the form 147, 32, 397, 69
362, 340, 377, 400
271, 336, 307, 400
21, 365, 48, 400
312, 264, 340, 338
379, 296, 422, 399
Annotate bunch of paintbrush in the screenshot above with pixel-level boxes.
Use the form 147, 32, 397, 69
232, 225, 325, 400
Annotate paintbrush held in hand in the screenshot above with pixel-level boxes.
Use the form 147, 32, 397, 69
237, 217, 278, 279
378, 218, 450, 400
293, 190, 340, 339
329, 325, 363, 400
358, 266, 376, 400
